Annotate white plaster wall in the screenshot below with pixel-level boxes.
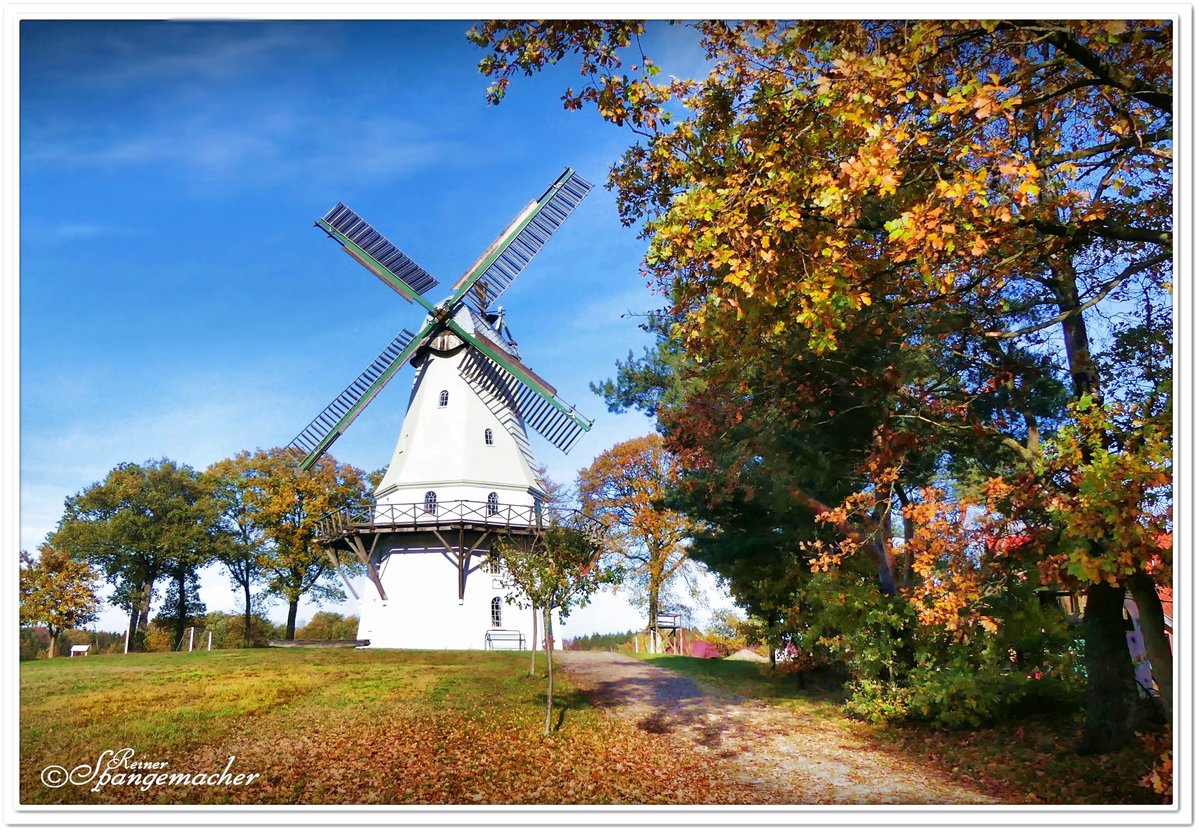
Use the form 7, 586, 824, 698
355, 534, 535, 651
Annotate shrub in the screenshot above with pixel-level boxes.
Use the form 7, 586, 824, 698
296, 612, 360, 641
904, 663, 1028, 729
843, 658, 1085, 730
142, 625, 174, 652
843, 679, 913, 723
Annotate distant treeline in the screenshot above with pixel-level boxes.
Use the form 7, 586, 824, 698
563, 630, 638, 651
20, 611, 360, 660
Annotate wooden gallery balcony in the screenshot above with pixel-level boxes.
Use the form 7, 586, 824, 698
314, 499, 548, 544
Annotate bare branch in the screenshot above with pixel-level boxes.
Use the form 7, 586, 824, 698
984, 252, 1171, 339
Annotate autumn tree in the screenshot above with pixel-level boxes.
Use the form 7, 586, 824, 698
19, 545, 100, 657
577, 434, 697, 651
238, 448, 368, 639
50, 459, 221, 651
471, 20, 1173, 753
492, 518, 613, 734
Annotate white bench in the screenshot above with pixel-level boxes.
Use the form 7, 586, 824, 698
70, 645, 90, 657
484, 630, 526, 650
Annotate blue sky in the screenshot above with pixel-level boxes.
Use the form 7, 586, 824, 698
19, 19, 725, 636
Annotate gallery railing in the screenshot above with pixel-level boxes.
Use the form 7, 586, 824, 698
314, 499, 605, 541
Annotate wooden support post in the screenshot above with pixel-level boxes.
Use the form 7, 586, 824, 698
325, 548, 360, 601
348, 535, 388, 600
458, 528, 466, 602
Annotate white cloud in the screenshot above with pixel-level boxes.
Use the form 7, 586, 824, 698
24, 108, 455, 187
30, 23, 334, 90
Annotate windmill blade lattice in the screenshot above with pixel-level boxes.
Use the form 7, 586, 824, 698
287, 326, 426, 469
320, 203, 440, 299
455, 169, 593, 315
458, 350, 590, 454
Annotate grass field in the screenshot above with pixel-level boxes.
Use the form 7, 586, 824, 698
19, 648, 730, 805
639, 654, 1165, 804
20, 649, 1164, 805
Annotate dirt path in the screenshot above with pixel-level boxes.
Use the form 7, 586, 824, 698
557, 651, 1000, 805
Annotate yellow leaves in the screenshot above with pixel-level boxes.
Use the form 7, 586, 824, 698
1016, 179, 1041, 199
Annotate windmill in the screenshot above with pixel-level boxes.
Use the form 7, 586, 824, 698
287, 168, 596, 650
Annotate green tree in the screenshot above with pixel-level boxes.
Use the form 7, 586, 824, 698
19, 545, 100, 657
204, 452, 271, 647
239, 448, 368, 639
492, 519, 614, 734
50, 459, 220, 651
153, 570, 207, 649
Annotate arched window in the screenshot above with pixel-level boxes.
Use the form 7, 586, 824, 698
423, 491, 437, 514
491, 597, 502, 628
438, 390, 449, 408
484, 428, 494, 445
487, 492, 499, 515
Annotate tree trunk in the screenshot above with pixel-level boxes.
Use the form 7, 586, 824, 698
648, 575, 660, 654
131, 579, 155, 652
47, 626, 58, 658
530, 607, 538, 676
127, 605, 140, 653
1078, 579, 1139, 754
1054, 258, 1140, 753
1128, 571, 1173, 722
543, 608, 554, 736
895, 485, 917, 590
243, 581, 253, 648
1053, 260, 1103, 401
286, 600, 299, 639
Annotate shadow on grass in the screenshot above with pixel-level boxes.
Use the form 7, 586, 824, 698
523, 689, 593, 732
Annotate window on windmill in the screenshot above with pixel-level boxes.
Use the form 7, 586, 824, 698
438, 390, 449, 408
424, 491, 438, 514
487, 492, 499, 515
484, 428, 494, 446
491, 596, 502, 629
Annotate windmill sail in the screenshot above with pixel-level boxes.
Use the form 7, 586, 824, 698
457, 346, 591, 455
318, 204, 440, 301
287, 325, 429, 470
451, 168, 593, 315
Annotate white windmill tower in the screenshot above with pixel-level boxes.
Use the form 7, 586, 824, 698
287, 168, 595, 650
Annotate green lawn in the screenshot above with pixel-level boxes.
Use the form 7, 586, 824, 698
20, 649, 727, 805
638, 654, 1165, 804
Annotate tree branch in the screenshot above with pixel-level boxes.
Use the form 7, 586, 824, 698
1046, 30, 1172, 113
1028, 217, 1172, 247
1039, 128, 1172, 166
984, 252, 1171, 339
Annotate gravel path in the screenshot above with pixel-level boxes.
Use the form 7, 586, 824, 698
557, 651, 1000, 805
